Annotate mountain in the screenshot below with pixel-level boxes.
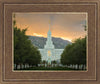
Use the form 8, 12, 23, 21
28, 35, 72, 49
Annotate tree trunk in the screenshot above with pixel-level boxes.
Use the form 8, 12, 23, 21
23, 64, 25, 69
28, 64, 29, 68
77, 64, 79, 70
82, 64, 84, 70
15, 64, 18, 70
36, 64, 38, 67
20, 64, 22, 69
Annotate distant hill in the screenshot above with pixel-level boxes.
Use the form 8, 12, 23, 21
28, 35, 71, 49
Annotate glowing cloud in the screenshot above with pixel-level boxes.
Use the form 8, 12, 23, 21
33, 33, 44, 37
60, 37, 72, 42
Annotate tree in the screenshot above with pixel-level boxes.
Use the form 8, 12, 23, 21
61, 37, 86, 69
13, 14, 41, 69
52, 60, 57, 67
61, 23, 87, 70
42, 60, 47, 67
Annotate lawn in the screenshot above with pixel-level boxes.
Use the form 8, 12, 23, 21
14, 66, 86, 71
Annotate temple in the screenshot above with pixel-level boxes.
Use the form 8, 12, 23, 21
39, 24, 64, 65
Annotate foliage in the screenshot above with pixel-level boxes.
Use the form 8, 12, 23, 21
52, 60, 57, 64
61, 37, 86, 69
13, 14, 41, 69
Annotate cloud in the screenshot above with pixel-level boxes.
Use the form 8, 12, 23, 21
15, 13, 87, 41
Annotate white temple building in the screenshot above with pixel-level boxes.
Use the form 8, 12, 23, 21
39, 27, 64, 65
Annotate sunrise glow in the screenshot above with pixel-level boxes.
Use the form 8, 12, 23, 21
33, 33, 72, 42
15, 13, 87, 41
33, 33, 44, 37
61, 37, 72, 42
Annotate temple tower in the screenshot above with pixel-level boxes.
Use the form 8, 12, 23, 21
44, 22, 54, 65
44, 28, 54, 49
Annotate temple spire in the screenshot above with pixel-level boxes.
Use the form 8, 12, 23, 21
48, 19, 51, 38
44, 19, 54, 49
49, 19, 51, 31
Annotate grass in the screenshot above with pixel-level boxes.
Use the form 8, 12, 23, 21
14, 66, 86, 71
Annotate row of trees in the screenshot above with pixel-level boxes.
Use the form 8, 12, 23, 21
41, 60, 57, 67
61, 37, 86, 70
14, 14, 41, 69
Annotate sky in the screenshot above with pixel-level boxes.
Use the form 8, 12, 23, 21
14, 12, 87, 42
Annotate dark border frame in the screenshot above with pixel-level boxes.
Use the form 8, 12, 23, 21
0, 0, 99, 84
